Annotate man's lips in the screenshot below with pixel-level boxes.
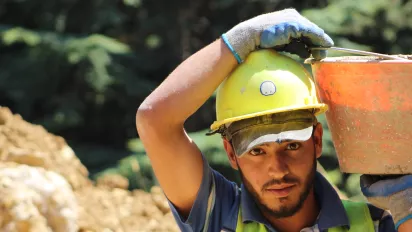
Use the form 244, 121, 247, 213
264, 184, 296, 197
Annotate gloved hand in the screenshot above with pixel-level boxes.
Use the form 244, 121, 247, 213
360, 174, 412, 230
222, 8, 334, 63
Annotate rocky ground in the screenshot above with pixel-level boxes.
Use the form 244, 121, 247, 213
0, 107, 179, 232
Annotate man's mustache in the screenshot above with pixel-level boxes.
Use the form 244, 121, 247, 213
261, 175, 300, 191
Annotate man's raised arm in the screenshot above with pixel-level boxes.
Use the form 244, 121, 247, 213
136, 39, 236, 217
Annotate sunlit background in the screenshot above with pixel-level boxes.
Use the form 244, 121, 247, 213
0, 0, 411, 229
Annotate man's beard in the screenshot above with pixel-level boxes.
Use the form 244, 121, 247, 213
239, 156, 317, 219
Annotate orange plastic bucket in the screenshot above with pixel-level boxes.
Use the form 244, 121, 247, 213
308, 56, 412, 174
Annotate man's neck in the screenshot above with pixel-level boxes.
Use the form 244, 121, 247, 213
263, 188, 319, 232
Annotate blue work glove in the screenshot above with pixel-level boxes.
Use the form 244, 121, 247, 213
360, 174, 412, 230
222, 8, 334, 63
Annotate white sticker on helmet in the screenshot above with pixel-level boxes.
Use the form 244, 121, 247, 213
260, 81, 276, 96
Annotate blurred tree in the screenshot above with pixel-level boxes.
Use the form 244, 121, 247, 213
0, 0, 411, 197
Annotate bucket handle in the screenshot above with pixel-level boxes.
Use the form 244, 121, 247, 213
310, 46, 409, 61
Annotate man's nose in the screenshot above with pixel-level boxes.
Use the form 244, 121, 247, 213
267, 153, 290, 180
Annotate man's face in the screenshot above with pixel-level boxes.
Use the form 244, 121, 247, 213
226, 124, 322, 218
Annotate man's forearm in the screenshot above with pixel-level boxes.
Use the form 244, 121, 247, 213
137, 38, 237, 126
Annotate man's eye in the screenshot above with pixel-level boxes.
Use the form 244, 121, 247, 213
286, 142, 301, 150
249, 148, 265, 156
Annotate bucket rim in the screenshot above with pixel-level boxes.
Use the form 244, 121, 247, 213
305, 56, 412, 64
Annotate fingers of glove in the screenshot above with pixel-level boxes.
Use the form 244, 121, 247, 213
260, 22, 302, 48
260, 23, 333, 59
360, 174, 397, 196
360, 174, 412, 197
260, 22, 333, 48
298, 36, 328, 59
300, 26, 334, 47
311, 49, 327, 60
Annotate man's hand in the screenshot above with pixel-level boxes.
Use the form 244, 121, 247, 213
360, 174, 412, 230
222, 8, 334, 63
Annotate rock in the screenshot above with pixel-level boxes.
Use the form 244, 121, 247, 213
96, 173, 129, 190
150, 186, 170, 214
0, 107, 91, 190
0, 163, 78, 232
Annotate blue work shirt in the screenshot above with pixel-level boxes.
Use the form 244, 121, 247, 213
168, 157, 396, 232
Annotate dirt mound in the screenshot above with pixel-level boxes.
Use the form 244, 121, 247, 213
0, 107, 178, 232
0, 162, 78, 232
0, 107, 91, 190
76, 186, 177, 232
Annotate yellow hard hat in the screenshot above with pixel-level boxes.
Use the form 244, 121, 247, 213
210, 49, 328, 132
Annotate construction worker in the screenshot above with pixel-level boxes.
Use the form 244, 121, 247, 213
136, 9, 412, 232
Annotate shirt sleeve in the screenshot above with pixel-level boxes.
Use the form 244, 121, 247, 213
367, 203, 396, 232
378, 212, 396, 232
167, 155, 239, 232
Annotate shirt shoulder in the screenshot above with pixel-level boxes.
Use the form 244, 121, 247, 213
167, 156, 240, 232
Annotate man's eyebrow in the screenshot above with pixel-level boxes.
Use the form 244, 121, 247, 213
258, 140, 296, 146
278, 139, 300, 144
258, 143, 271, 147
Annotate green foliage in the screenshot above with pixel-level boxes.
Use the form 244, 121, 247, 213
324, 168, 343, 187
114, 129, 241, 190
94, 154, 155, 191
0, 25, 156, 145
302, 0, 412, 55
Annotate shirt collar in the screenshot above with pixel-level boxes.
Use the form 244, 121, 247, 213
240, 171, 350, 231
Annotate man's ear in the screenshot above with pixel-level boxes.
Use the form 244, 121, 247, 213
223, 139, 239, 170
313, 123, 323, 159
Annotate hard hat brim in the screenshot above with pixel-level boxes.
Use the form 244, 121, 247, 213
209, 103, 328, 133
